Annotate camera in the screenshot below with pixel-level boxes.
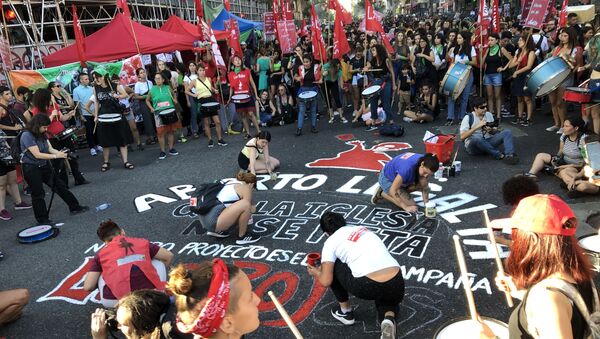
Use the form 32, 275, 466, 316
60, 148, 79, 160
485, 121, 499, 128
104, 309, 119, 331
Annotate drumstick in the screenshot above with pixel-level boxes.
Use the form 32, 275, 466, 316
452, 148, 459, 165
267, 291, 304, 339
93, 119, 98, 134
452, 235, 478, 321
483, 210, 514, 307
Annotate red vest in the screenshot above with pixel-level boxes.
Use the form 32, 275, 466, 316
298, 64, 322, 86
97, 235, 164, 299
31, 105, 65, 138
228, 68, 251, 95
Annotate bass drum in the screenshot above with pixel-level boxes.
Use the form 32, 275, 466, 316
440, 63, 472, 100
524, 56, 572, 98
433, 317, 508, 339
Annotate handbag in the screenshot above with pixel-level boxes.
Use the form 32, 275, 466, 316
107, 81, 127, 114
0, 130, 17, 166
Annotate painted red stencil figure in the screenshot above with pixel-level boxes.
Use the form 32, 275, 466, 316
306, 140, 412, 172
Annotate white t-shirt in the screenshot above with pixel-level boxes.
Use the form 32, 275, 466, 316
184, 74, 198, 94
450, 46, 477, 64
459, 111, 495, 148
134, 80, 153, 96
321, 226, 399, 278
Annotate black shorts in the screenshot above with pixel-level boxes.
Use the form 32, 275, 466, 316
0, 163, 16, 176
238, 152, 250, 170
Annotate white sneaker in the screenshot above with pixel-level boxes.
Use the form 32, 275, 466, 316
380, 318, 396, 339
95, 146, 103, 152
328, 118, 334, 124
341, 117, 348, 123
90, 148, 97, 156
546, 125, 559, 132
403, 117, 413, 123
556, 128, 564, 134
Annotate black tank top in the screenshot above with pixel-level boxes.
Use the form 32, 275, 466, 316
485, 49, 503, 74
508, 281, 593, 339
371, 57, 388, 79
94, 84, 119, 115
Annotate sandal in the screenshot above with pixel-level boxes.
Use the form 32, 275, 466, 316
124, 162, 135, 170
101, 162, 111, 172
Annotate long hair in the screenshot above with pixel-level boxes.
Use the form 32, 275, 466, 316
373, 44, 389, 64
30, 88, 52, 114
25, 113, 51, 138
455, 31, 472, 57
558, 26, 579, 50
519, 33, 536, 54
506, 229, 593, 289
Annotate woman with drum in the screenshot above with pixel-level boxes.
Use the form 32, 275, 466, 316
30, 89, 88, 187
192, 65, 227, 148
500, 33, 536, 127
350, 45, 367, 118
547, 27, 584, 133
479, 194, 596, 339
20, 114, 88, 225
238, 131, 279, 176
446, 31, 477, 125
323, 56, 347, 124
146, 72, 182, 160
294, 54, 322, 136
48, 82, 75, 127
483, 33, 513, 121
92, 72, 134, 171
110, 74, 142, 151
228, 54, 261, 140
364, 44, 396, 131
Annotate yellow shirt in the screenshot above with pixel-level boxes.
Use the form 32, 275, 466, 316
195, 78, 213, 98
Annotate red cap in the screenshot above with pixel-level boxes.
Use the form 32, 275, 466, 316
490, 194, 577, 236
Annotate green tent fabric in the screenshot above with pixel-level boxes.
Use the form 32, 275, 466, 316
204, 4, 224, 23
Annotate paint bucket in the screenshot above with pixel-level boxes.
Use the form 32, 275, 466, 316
425, 202, 437, 218
306, 252, 321, 267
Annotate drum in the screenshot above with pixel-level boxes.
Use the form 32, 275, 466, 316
440, 63, 472, 100
563, 87, 592, 103
297, 90, 318, 103
156, 108, 178, 125
97, 113, 122, 123
17, 225, 59, 244
578, 234, 600, 272
433, 317, 509, 339
201, 101, 220, 113
361, 85, 382, 100
524, 57, 573, 98
588, 78, 600, 102
54, 126, 78, 140
231, 94, 251, 104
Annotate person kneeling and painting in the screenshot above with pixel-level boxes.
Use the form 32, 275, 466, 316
307, 212, 404, 339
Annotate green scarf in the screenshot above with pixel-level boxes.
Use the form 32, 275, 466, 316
489, 44, 500, 56
234, 67, 241, 74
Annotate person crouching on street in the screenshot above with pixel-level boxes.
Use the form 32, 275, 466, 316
307, 212, 404, 339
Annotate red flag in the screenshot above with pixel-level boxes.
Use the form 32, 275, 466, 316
116, 0, 131, 17
524, 0, 550, 29
283, 0, 294, 21
333, 7, 350, 60
310, 5, 327, 62
202, 19, 226, 70
328, 0, 352, 25
224, 0, 231, 12
558, 0, 569, 27
380, 32, 394, 55
194, 0, 205, 38
299, 18, 308, 37
72, 5, 86, 67
225, 19, 242, 57
365, 0, 384, 33
491, 0, 500, 33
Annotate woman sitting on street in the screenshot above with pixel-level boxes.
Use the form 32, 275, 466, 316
237, 131, 280, 175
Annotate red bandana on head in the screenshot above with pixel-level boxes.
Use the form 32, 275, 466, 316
176, 259, 230, 338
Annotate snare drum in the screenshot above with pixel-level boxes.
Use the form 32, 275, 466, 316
440, 63, 472, 100
97, 113, 122, 123
433, 317, 509, 339
17, 225, 59, 244
54, 126, 78, 140
156, 108, 179, 125
231, 94, 251, 104
563, 87, 592, 103
297, 90, 318, 103
201, 101, 221, 113
589, 78, 600, 102
578, 234, 600, 272
525, 57, 573, 98
361, 85, 382, 100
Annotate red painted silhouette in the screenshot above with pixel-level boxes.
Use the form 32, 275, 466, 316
306, 140, 412, 172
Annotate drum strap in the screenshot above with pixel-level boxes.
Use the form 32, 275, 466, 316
197, 78, 215, 95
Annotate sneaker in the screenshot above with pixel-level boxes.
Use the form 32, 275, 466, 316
192, 133, 200, 139
236, 232, 261, 245
556, 128, 564, 134
328, 117, 334, 124
90, 148, 97, 156
331, 306, 355, 325
23, 186, 31, 196
371, 185, 383, 204
523, 172, 537, 180
296, 128, 302, 136
403, 117, 413, 123
0, 250, 4, 260
70, 206, 90, 215
208, 140, 214, 148
365, 125, 378, 131
217, 139, 228, 146
0, 209, 12, 221
503, 154, 519, 165
380, 318, 396, 339
14, 201, 32, 210
511, 117, 522, 125
146, 138, 157, 145
95, 145, 103, 153
137, 144, 145, 151
310, 127, 318, 133
520, 119, 530, 127
227, 125, 241, 135
444, 120, 453, 126
341, 117, 348, 123
169, 148, 179, 156
546, 125, 559, 132
206, 230, 230, 238
178, 137, 188, 143
158, 152, 167, 160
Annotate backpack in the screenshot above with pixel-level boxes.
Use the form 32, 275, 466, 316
378, 124, 405, 137
534, 278, 600, 339
534, 35, 547, 63
9, 131, 24, 164
189, 182, 224, 215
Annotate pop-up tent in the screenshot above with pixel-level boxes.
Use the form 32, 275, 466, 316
44, 13, 195, 67
210, 9, 264, 32
159, 15, 228, 41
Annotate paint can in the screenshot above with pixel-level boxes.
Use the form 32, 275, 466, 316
306, 252, 321, 267
425, 202, 437, 218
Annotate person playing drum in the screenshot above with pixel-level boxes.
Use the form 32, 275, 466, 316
294, 54, 322, 136
228, 54, 260, 140
192, 64, 227, 148
364, 44, 396, 131
146, 72, 182, 160
91, 72, 135, 171
446, 31, 476, 125
547, 27, 584, 133
478, 194, 596, 339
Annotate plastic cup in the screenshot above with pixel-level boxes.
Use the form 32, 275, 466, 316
307, 252, 321, 267
453, 161, 462, 173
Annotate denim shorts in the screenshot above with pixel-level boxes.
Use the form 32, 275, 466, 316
483, 73, 502, 87
197, 203, 226, 232
378, 170, 393, 194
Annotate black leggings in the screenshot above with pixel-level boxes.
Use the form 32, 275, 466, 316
330, 260, 405, 321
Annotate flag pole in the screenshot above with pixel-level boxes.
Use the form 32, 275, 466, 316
317, 42, 332, 121
480, 26, 483, 97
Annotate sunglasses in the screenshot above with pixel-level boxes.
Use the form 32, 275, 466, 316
478, 105, 488, 109
55, 85, 61, 88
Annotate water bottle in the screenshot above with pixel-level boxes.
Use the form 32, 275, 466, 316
95, 203, 111, 212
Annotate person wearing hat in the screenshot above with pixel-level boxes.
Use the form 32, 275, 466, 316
478, 194, 596, 339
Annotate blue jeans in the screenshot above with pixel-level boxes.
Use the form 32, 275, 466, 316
466, 130, 515, 159
447, 73, 473, 121
370, 77, 392, 121
297, 86, 318, 129
189, 96, 199, 134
